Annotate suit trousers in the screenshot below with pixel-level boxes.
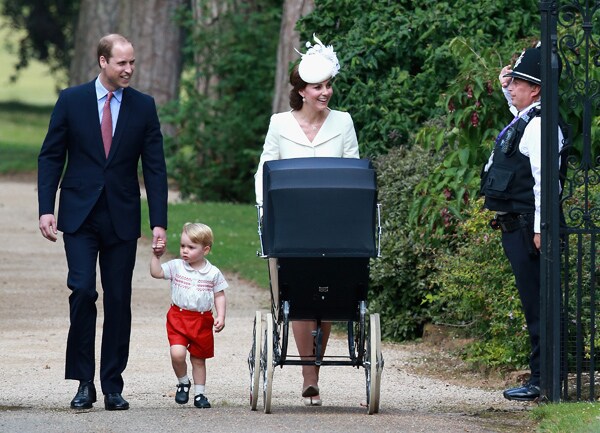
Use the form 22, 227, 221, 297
63, 192, 137, 394
501, 226, 540, 386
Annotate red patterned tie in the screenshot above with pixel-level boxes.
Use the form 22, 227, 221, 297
101, 92, 113, 157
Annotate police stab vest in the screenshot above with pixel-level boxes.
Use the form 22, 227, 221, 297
480, 106, 540, 214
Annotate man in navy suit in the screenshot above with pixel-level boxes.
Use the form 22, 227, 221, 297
38, 34, 168, 410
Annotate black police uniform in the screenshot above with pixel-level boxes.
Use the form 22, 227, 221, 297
481, 105, 542, 390
479, 44, 565, 402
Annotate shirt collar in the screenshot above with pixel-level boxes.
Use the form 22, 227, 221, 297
95, 77, 123, 103
182, 259, 212, 274
518, 100, 540, 117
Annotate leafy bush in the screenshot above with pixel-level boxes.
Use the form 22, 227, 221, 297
427, 197, 530, 370
427, 180, 600, 371
369, 144, 444, 340
370, 143, 530, 369
411, 36, 542, 242
162, 0, 281, 202
298, 0, 540, 158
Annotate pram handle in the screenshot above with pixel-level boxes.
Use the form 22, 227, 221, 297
256, 204, 266, 258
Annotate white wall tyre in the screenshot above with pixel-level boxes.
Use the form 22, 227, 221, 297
371, 313, 383, 413
249, 311, 262, 410
366, 313, 382, 414
263, 313, 274, 413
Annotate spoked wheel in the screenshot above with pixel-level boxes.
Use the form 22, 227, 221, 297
365, 313, 383, 414
262, 312, 275, 413
248, 311, 262, 410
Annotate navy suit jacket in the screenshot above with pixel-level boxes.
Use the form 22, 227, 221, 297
38, 80, 168, 240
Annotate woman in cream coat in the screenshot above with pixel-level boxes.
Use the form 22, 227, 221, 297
254, 35, 359, 406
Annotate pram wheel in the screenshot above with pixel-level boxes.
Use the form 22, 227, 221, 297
365, 313, 383, 414
262, 313, 275, 413
248, 311, 262, 410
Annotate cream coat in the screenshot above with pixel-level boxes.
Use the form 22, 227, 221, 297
254, 109, 359, 205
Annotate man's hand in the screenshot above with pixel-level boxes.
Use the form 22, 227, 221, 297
152, 226, 167, 256
153, 238, 166, 258
534, 233, 541, 250
500, 65, 513, 88
39, 214, 58, 242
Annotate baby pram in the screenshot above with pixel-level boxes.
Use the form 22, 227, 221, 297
248, 157, 383, 414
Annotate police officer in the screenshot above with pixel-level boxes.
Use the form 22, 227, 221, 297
480, 44, 564, 401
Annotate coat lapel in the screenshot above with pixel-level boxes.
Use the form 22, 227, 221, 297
106, 88, 130, 164
312, 111, 341, 146
81, 81, 108, 162
279, 110, 341, 148
279, 112, 311, 147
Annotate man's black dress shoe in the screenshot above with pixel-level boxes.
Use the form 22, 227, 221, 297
503, 383, 540, 401
70, 381, 97, 409
104, 393, 130, 411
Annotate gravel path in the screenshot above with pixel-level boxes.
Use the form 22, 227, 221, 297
0, 179, 534, 432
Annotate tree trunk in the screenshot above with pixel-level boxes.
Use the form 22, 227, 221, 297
272, 0, 314, 114
69, 0, 120, 86
69, 0, 184, 107
120, 0, 185, 106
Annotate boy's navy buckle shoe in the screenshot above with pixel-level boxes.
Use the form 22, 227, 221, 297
175, 382, 191, 404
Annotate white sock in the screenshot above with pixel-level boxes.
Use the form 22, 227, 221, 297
178, 375, 190, 384
195, 384, 205, 395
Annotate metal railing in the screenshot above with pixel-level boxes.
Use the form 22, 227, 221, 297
541, 0, 600, 402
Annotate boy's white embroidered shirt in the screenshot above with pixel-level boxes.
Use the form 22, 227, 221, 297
161, 259, 228, 312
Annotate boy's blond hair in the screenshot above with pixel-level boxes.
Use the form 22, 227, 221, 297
182, 222, 213, 247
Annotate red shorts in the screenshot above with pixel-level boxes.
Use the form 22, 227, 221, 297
166, 305, 214, 359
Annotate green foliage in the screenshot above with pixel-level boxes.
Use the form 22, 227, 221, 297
369, 144, 443, 340
0, 15, 62, 105
412, 36, 539, 241
298, 0, 540, 157
428, 197, 530, 369
162, 0, 282, 202
0, 0, 78, 87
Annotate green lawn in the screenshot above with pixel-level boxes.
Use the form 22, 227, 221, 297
533, 402, 600, 433
0, 102, 53, 173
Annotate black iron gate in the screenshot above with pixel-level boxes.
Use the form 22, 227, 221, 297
541, 0, 600, 402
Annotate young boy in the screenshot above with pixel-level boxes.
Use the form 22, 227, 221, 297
150, 222, 227, 408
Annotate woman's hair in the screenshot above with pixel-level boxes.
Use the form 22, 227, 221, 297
289, 64, 307, 110
182, 222, 213, 247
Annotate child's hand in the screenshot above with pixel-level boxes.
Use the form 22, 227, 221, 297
153, 238, 166, 257
214, 316, 225, 333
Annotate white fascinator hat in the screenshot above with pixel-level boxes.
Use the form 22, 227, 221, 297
296, 34, 340, 84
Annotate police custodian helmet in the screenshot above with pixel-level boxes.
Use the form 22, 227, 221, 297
504, 45, 541, 85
